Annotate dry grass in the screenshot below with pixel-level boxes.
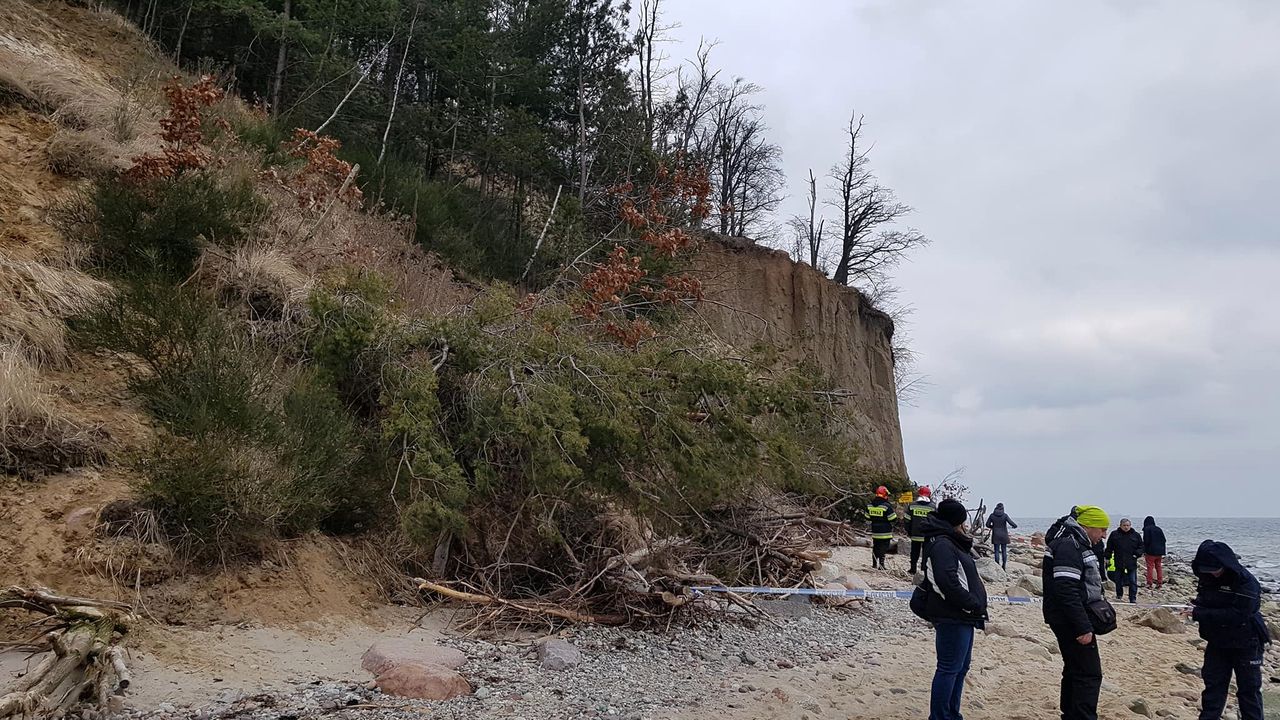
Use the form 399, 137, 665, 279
44, 128, 129, 178
0, 250, 112, 366
0, 344, 104, 478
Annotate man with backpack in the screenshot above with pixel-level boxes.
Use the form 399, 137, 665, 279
1042, 506, 1114, 720
906, 486, 936, 575
865, 485, 898, 570
912, 498, 988, 720
1190, 540, 1271, 720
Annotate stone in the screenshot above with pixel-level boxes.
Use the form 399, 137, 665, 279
1133, 608, 1186, 634
894, 538, 912, 556
1018, 574, 1044, 596
836, 573, 871, 592
811, 560, 847, 583
1267, 619, 1280, 643
1262, 601, 1280, 617
64, 506, 99, 534
976, 557, 1007, 584
815, 582, 857, 607
1175, 662, 1202, 676
1129, 698, 1154, 717
1031, 532, 1046, 548
1004, 560, 1033, 576
474, 686, 492, 700
361, 639, 468, 676
851, 536, 873, 548
374, 662, 471, 700
1005, 584, 1032, 600
536, 639, 583, 670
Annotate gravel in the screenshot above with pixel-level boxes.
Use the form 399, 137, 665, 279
123, 601, 916, 720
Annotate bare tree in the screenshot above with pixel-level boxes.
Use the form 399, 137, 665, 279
635, 0, 673, 145
827, 112, 927, 286
270, 0, 292, 116
787, 168, 826, 269
691, 78, 783, 238
378, 0, 421, 165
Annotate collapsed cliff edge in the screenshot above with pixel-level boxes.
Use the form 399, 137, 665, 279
694, 235, 907, 478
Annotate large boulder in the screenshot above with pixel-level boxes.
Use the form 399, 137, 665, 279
835, 573, 872, 592
976, 557, 1007, 584
374, 662, 471, 700
815, 582, 858, 607
362, 639, 467, 676
1005, 584, 1032, 600
536, 638, 583, 671
893, 538, 912, 556
1030, 532, 1046, 548
1004, 560, 1034, 576
1018, 574, 1044, 597
1133, 608, 1186, 634
811, 560, 847, 584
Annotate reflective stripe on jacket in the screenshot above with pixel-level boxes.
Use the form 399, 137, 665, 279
907, 501, 935, 541
866, 498, 898, 540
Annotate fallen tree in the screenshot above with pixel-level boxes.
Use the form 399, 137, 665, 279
0, 587, 134, 719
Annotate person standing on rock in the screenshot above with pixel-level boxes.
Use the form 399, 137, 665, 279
865, 485, 898, 570
1142, 516, 1167, 589
1043, 506, 1113, 720
1189, 540, 1271, 720
1105, 518, 1143, 604
907, 486, 937, 575
916, 498, 988, 720
984, 502, 1018, 570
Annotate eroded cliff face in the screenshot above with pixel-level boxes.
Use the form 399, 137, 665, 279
692, 237, 907, 476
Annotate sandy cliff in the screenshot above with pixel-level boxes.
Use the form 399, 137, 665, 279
693, 237, 907, 476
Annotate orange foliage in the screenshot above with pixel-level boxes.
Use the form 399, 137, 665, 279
126, 75, 225, 182
281, 129, 364, 210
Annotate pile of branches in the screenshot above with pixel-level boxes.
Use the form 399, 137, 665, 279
0, 587, 134, 719
417, 495, 859, 631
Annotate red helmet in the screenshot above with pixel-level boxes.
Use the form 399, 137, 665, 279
917, 486, 932, 499
875, 486, 889, 499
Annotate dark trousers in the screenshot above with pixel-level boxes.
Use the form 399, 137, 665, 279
1199, 643, 1263, 720
992, 542, 1008, 569
930, 622, 974, 720
1114, 567, 1138, 603
872, 538, 890, 567
1053, 630, 1102, 720
910, 540, 925, 573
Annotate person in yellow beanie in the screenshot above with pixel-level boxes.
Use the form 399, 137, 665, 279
1042, 506, 1114, 720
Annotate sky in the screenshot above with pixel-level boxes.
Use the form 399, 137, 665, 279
660, 0, 1280, 517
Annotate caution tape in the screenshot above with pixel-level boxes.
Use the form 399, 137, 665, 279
691, 585, 1192, 611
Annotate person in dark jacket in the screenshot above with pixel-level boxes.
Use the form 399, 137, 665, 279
1190, 540, 1271, 720
865, 485, 898, 570
920, 498, 988, 720
1142, 516, 1167, 589
1043, 506, 1110, 720
906, 486, 936, 575
984, 502, 1018, 569
1105, 518, 1144, 603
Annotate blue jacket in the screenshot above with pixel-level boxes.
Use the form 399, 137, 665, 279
1191, 540, 1271, 650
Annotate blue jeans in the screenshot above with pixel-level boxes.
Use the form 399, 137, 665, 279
1114, 567, 1138, 603
992, 543, 1008, 569
931, 622, 975, 720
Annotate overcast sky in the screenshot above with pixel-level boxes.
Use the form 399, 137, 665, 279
662, 0, 1280, 518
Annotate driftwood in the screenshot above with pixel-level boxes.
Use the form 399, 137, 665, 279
0, 587, 134, 720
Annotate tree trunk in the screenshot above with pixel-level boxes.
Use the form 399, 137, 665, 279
378, 0, 420, 165
271, 0, 292, 116
173, 0, 193, 61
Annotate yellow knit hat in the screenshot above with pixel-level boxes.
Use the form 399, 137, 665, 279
1074, 505, 1111, 529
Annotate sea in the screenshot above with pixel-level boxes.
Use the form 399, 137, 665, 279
1015, 517, 1280, 591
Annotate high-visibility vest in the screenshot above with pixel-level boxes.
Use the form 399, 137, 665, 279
907, 501, 934, 542
866, 499, 897, 540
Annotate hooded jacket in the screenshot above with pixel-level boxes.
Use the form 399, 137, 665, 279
1142, 517, 1167, 557
1191, 540, 1271, 649
985, 504, 1018, 545
906, 499, 936, 542
1105, 525, 1144, 572
919, 513, 988, 626
1042, 515, 1106, 637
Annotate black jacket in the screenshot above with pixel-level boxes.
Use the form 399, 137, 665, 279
1142, 517, 1166, 557
865, 497, 898, 540
985, 510, 1018, 545
906, 500, 936, 541
1191, 540, 1271, 650
1105, 527, 1144, 572
919, 514, 988, 627
1042, 516, 1106, 637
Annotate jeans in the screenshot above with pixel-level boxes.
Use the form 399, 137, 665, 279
1054, 630, 1102, 720
1199, 642, 1264, 720
1114, 567, 1138, 603
1145, 555, 1164, 587
930, 622, 975, 720
992, 542, 1008, 569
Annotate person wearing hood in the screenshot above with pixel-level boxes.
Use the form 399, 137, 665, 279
865, 485, 898, 570
906, 486, 937, 575
1142, 516, 1167, 589
917, 498, 988, 720
984, 502, 1018, 570
1105, 518, 1144, 603
1042, 506, 1113, 720
1190, 540, 1271, 720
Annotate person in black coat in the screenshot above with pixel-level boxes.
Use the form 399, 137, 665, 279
1105, 518, 1143, 603
1190, 540, 1271, 720
984, 502, 1018, 569
917, 498, 988, 720
1142, 516, 1167, 589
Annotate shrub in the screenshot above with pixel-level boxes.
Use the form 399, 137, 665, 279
56, 170, 264, 279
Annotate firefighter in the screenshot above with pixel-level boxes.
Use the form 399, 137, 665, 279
865, 485, 898, 570
906, 486, 936, 575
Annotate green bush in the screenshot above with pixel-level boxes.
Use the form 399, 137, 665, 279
57, 170, 264, 278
